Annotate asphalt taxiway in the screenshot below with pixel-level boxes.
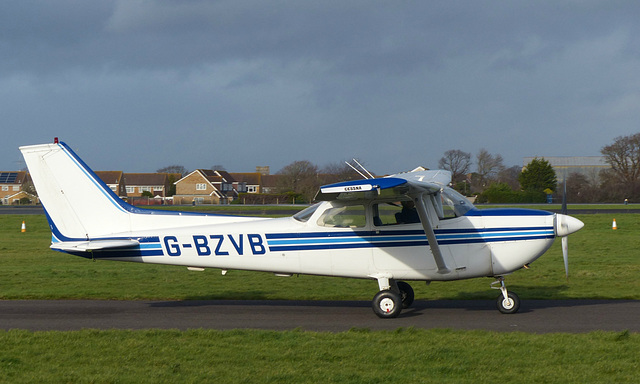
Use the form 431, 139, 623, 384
1, 299, 637, 333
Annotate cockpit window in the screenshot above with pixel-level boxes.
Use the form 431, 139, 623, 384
317, 204, 366, 228
434, 187, 474, 219
293, 202, 321, 222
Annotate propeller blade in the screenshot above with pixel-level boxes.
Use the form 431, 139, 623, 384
561, 180, 568, 215
561, 236, 569, 279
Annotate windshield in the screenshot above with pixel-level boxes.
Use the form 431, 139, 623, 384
293, 203, 322, 222
439, 187, 475, 218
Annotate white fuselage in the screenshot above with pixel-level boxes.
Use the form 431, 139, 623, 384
64, 201, 557, 282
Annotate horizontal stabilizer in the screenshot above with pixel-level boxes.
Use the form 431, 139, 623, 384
51, 239, 140, 252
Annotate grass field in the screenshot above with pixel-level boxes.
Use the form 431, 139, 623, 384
0, 328, 638, 383
1, 211, 639, 382
1, 213, 638, 301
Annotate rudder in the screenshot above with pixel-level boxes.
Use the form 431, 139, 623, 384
20, 142, 133, 241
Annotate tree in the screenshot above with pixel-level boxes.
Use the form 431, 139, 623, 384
157, 165, 188, 177
476, 149, 505, 186
320, 161, 366, 185
277, 160, 319, 203
519, 158, 557, 192
565, 172, 601, 203
438, 149, 471, 183
20, 178, 37, 196
497, 165, 522, 191
601, 133, 640, 199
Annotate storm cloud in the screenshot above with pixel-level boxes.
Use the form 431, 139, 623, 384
3, 1, 640, 174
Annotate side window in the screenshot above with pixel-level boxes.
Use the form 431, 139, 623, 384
317, 205, 366, 228
373, 201, 420, 226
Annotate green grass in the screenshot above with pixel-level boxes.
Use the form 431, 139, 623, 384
0, 328, 638, 383
1, 213, 639, 300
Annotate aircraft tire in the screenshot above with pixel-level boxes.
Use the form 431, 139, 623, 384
497, 292, 520, 314
397, 281, 415, 309
372, 290, 403, 318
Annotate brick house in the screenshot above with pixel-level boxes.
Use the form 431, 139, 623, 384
173, 169, 241, 205
229, 172, 262, 194
123, 173, 177, 198
0, 171, 39, 204
2, 191, 38, 205
95, 171, 127, 198
260, 175, 281, 194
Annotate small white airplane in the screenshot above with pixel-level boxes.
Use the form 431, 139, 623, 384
20, 140, 584, 318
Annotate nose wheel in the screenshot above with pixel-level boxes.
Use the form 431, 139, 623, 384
492, 277, 521, 314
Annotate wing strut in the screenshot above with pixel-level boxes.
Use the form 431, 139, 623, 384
414, 194, 451, 274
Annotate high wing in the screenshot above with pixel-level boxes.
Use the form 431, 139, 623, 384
315, 170, 451, 200
316, 170, 452, 274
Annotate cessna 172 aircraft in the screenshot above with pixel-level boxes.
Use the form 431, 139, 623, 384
20, 140, 584, 318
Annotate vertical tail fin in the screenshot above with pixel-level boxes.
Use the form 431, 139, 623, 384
20, 142, 133, 241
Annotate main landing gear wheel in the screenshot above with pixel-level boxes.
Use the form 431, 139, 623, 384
396, 281, 415, 309
372, 290, 403, 318
497, 291, 520, 314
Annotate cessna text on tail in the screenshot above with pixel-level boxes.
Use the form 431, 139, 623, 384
20, 140, 583, 318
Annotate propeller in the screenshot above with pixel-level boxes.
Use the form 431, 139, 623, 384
561, 181, 569, 279
556, 181, 584, 279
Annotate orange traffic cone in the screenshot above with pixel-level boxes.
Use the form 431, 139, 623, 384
21, 220, 26, 233
612, 218, 617, 230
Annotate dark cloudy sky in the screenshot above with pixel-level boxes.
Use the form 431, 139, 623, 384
3, 1, 640, 175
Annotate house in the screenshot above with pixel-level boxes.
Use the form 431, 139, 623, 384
229, 172, 262, 193
0, 171, 38, 204
2, 191, 38, 205
260, 175, 281, 194
95, 171, 126, 198
123, 173, 177, 198
173, 169, 241, 205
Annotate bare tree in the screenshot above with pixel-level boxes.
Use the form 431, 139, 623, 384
497, 165, 522, 191
277, 160, 320, 202
438, 149, 471, 183
601, 133, 640, 199
320, 162, 364, 185
566, 172, 601, 203
476, 148, 505, 186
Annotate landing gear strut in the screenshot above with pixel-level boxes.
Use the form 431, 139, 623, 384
492, 277, 520, 314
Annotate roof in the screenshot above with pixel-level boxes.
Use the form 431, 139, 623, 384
95, 171, 123, 185
213, 170, 236, 183
230, 173, 261, 185
124, 173, 168, 186
260, 175, 281, 188
4, 191, 37, 200
0, 171, 27, 184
